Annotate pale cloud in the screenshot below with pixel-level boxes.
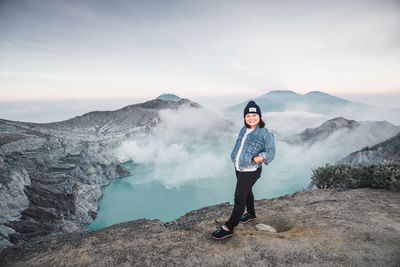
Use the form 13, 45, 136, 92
0, 0, 399, 100
263, 111, 327, 138
116, 106, 233, 188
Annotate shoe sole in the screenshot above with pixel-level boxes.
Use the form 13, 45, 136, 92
240, 218, 256, 224
211, 233, 234, 240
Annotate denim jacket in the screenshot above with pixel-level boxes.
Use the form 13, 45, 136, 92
230, 124, 276, 171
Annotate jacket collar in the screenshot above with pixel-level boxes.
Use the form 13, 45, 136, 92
243, 124, 260, 135
250, 124, 261, 135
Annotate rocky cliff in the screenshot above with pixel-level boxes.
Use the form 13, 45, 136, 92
1, 188, 399, 266
0, 98, 202, 249
339, 132, 400, 165
289, 117, 400, 148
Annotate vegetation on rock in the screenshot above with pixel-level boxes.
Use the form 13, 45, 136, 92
311, 162, 400, 191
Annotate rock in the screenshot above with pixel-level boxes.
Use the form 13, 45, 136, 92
0, 165, 31, 223
0, 98, 209, 249
0, 225, 16, 236
255, 223, 277, 232
339, 132, 400, 165
1, 188, 399, 266
72, 183, 102, 224
0, 225, 16, 250
289, 117, 400, 148
0, 236, 12, 250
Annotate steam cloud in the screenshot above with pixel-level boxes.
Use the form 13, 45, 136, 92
117, 104, 399, 195
117, 106, 234, 188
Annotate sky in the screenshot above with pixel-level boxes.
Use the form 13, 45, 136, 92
0, 0, 399, 102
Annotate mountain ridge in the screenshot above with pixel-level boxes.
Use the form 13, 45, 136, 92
225, 90, 399, 123
339, 132, 400, 165
286, 117, 400, 162
0, 97, 205, 250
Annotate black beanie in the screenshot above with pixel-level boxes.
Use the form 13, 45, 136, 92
243, 101, 262, 117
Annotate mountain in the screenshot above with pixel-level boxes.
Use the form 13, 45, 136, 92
1, 188, 399, 266
339, 132, 400, 165
227, 96, 285, 115
290, 117, 358, 144
303, 91, 349, 105
259, 90, 303, 103
0, 97, 210, 250
288, 117, 400, 146
226, 90, 352, 115
224, 90, 400, 124
38, 98, 201, 134
156, 93, 181, 102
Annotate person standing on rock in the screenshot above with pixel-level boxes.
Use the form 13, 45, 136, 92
211, 100, 276, 240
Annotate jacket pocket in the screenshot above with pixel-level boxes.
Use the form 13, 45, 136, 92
247, 140, 263, 154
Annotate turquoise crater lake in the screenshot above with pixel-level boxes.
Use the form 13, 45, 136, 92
87, 141, 313, 230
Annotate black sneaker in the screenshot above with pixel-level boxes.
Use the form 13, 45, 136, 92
240, 213, 256, 223
211, 225, 234, 240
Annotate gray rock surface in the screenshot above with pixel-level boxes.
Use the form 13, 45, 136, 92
288, 117, 400, 150
291, 117, 358, 144
1, 188, 399, 266
0, 165, 30, 223
339, 132, 400, 165
0, 225, 15, 250
0, 98, 204, 248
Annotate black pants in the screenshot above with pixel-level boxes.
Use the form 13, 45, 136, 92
225, 167, 262, 230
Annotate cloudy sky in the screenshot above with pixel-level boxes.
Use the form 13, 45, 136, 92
0, 0, 399, 101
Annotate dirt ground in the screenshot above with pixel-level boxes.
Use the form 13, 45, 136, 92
1, 188, 400, 266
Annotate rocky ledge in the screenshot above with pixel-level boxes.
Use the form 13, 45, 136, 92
1, 188, 399, 266
0, 98, 206, 248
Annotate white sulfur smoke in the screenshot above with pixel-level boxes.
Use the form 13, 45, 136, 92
116, 103, 399, 190
117, 106, 233, 188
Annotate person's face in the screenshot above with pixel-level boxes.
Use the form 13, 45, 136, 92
245, 113, 260, 128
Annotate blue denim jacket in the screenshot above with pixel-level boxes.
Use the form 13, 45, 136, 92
230, 124, 276, 171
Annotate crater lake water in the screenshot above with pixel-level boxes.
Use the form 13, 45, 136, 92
87, 140, 320, 230
87, 107, 360, 230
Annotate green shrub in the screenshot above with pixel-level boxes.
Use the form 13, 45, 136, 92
310, 162, 400, 191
